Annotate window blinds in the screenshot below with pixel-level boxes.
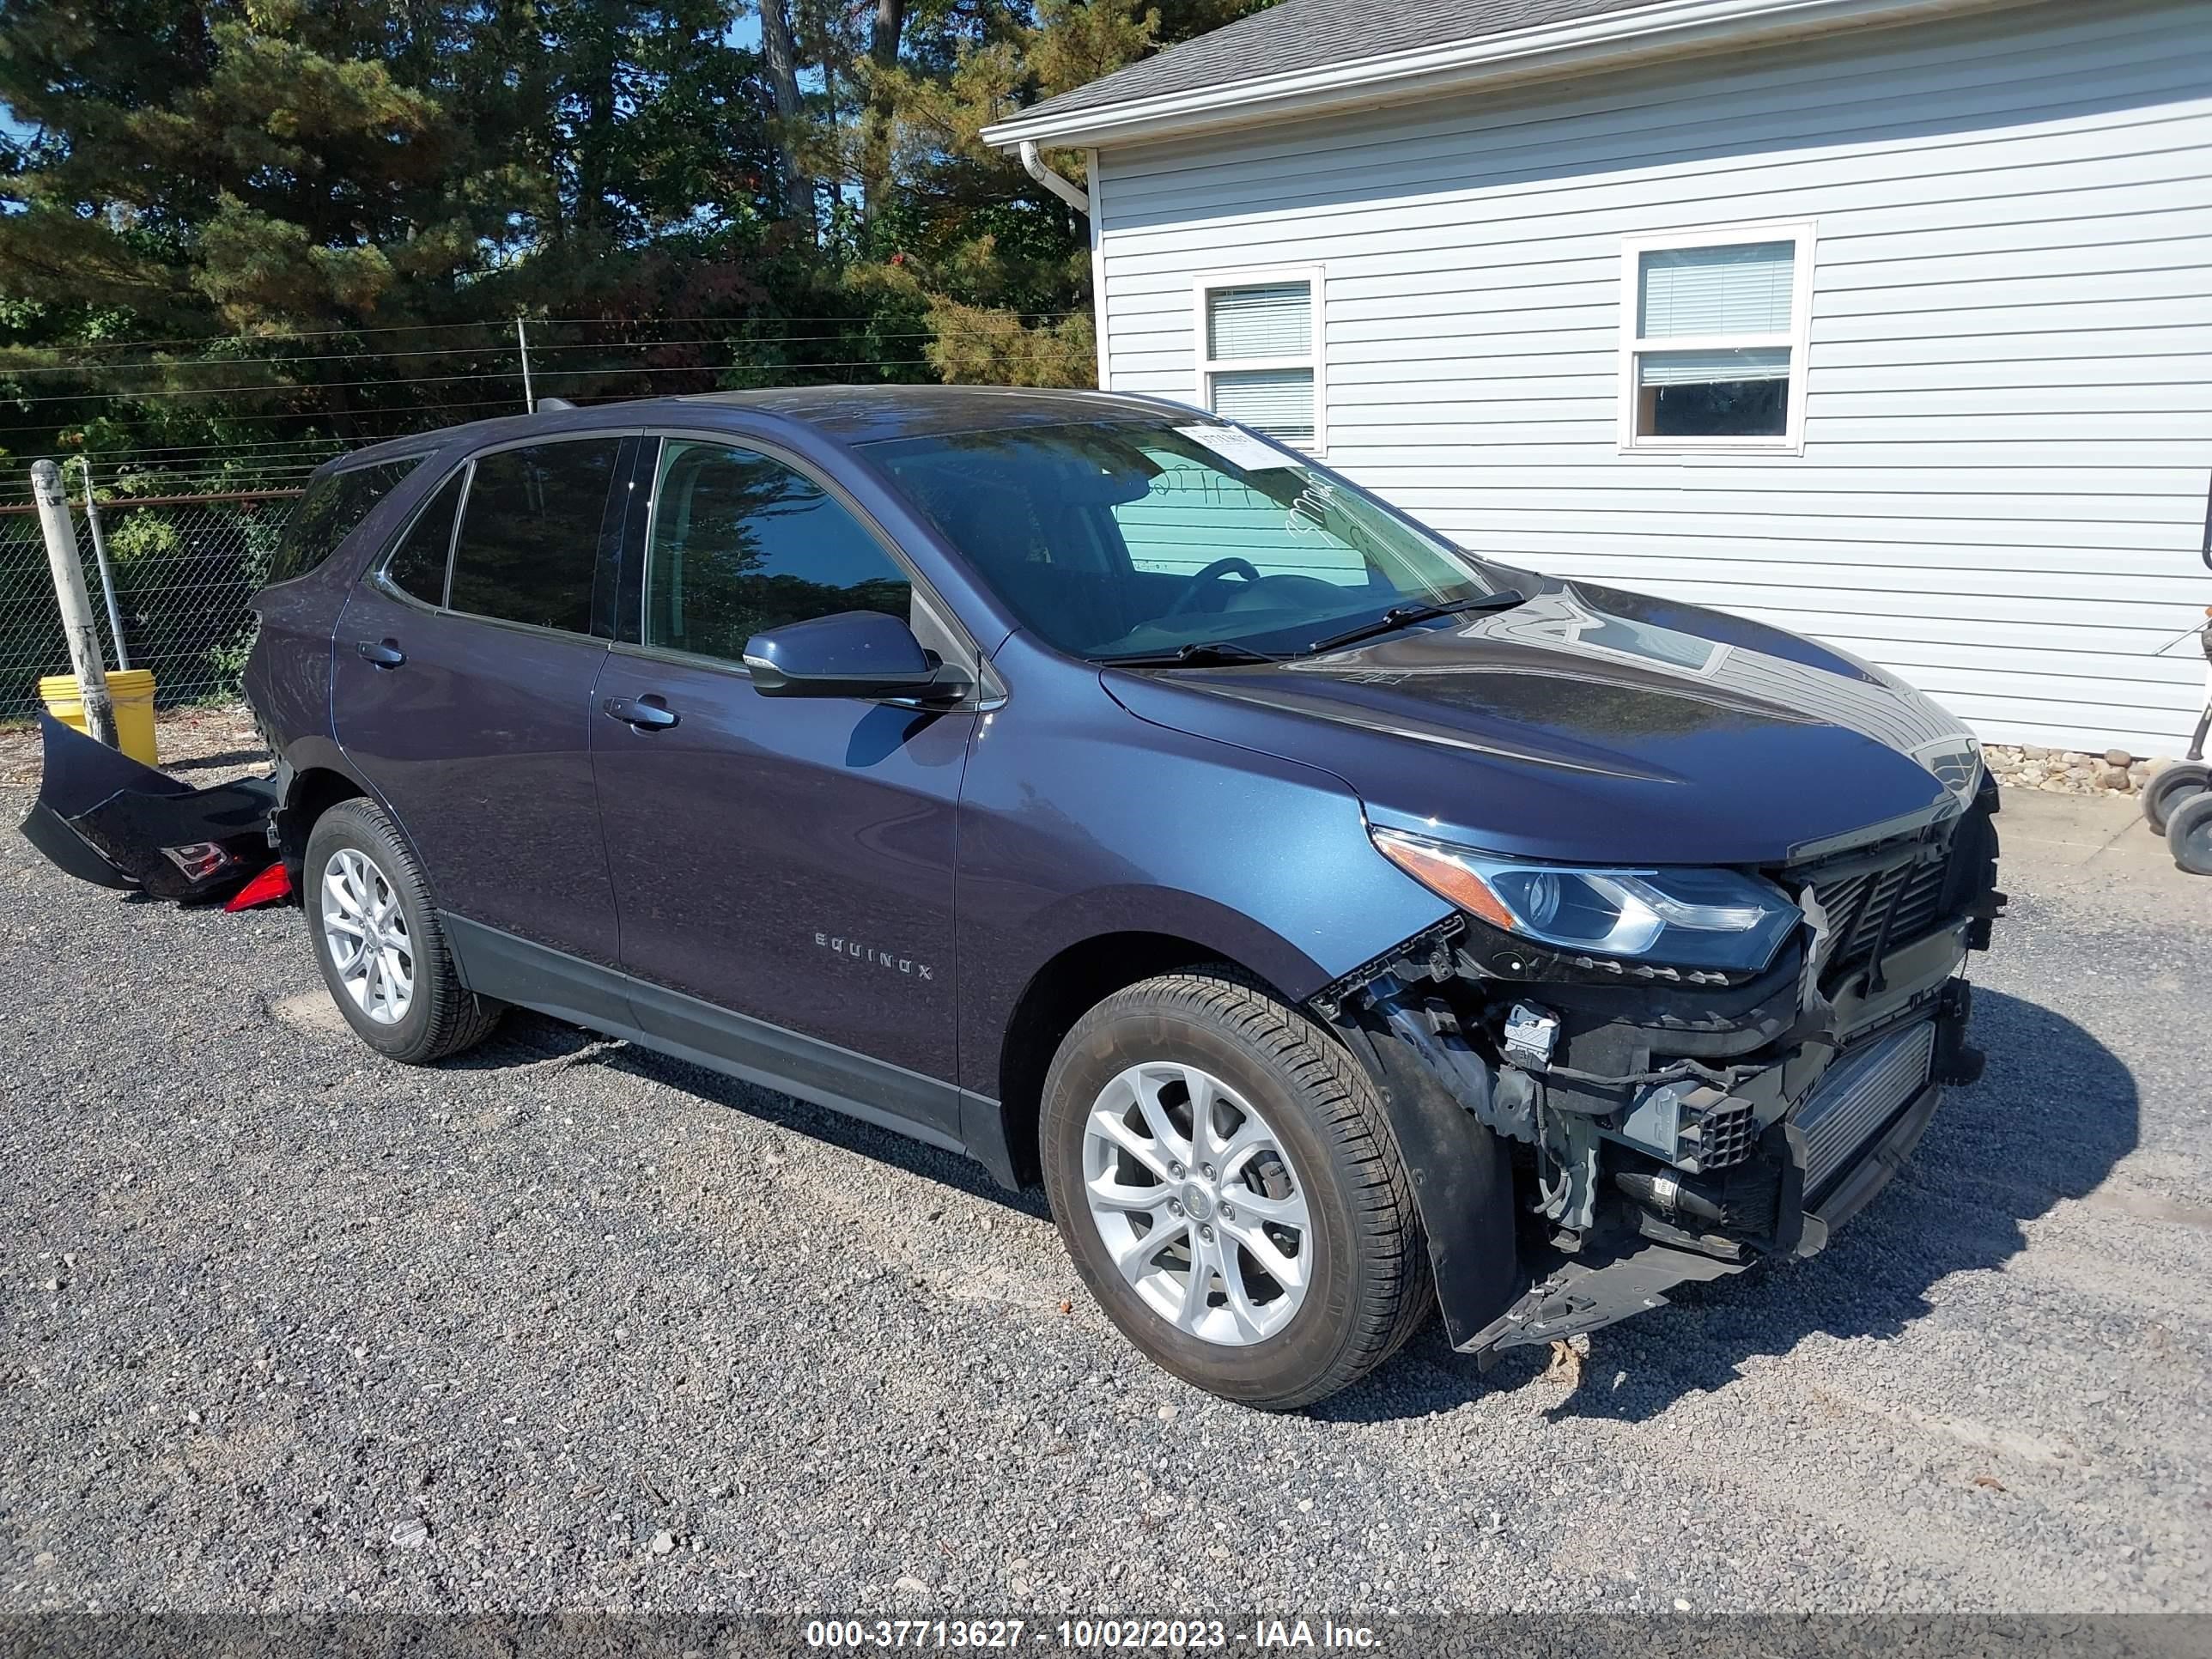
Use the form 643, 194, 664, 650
1638, 242, 1796, 339
1206, 283, 1313, 360
1638, 345, 1792, 386
1209, 368, 1315, 444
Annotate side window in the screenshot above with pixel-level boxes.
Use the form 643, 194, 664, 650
646, 440, 911, 662
267, 457, 420, 586
447, 439, 622, 634
383, 470, 464, 605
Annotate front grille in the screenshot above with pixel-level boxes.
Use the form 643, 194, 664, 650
1796, 1020, 1937, 1193
1807, 843, 1954, 990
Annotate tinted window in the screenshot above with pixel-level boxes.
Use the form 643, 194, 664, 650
447, 439, 621, 633
646, 441, 910, 662
383, 471, 464, 605
267, 458, 420, 585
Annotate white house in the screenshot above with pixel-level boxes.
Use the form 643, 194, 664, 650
981, 0, 2212, 757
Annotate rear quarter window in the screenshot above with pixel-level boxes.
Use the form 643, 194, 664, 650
266, 458, 422, 586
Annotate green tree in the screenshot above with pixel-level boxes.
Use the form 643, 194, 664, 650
0, 0, 1281, 470
861, 1, 1268, 381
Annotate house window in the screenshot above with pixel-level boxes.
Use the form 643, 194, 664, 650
1620, 226, 1814, 451
1194, 269, 1324, 451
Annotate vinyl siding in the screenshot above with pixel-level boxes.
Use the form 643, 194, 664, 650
1091, 0, 2212, 756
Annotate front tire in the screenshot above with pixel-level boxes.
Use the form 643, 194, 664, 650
304, 799, 503, 1064
1040, 969, 1432, 1410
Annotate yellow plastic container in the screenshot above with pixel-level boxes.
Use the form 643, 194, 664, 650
39, 669, 159, 767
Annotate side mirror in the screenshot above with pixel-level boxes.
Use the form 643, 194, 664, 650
743, 610, 969, 705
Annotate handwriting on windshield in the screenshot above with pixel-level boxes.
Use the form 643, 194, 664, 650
1286, 477, 1336, 536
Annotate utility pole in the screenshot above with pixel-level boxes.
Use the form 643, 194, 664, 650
31, 459, 118, 747
73, 456, 131, 671
517, 318, 536, 413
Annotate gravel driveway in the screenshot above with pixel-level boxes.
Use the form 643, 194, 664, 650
3, 710, 2208, 1616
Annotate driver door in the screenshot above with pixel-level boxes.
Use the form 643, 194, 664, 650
590, 434, 978, 1136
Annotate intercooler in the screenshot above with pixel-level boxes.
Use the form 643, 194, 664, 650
1796, 1019, 1939, 1194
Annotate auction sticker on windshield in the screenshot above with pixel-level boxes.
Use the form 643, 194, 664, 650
1175, 424, 1304, 471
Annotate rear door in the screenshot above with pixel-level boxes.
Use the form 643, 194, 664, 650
331, 434, 631, 969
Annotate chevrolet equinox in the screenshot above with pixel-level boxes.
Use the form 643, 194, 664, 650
86, 387, 2008, 1408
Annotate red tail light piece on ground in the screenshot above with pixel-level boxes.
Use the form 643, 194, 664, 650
223, 861, 294, 912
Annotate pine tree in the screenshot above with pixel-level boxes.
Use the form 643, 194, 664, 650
0, 0, 1281, 465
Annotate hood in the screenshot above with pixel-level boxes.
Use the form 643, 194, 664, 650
1102, 580, 1978, 867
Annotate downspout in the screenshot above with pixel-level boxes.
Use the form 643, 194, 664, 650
1019, 140, 1090, 214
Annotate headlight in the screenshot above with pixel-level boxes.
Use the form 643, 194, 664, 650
1370, 826, 1801, 973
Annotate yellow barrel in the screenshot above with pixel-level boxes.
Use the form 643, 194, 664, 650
38, 669, 159, 767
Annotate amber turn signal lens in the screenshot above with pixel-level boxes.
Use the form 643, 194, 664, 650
1370, 828, 1517, 933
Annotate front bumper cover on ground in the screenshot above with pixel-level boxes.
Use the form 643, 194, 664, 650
17, 712, 278, 902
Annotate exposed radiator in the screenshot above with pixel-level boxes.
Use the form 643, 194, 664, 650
1796, 1020, 1938, 1194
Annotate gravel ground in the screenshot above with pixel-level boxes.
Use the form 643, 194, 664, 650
2, 709, 2209, 1616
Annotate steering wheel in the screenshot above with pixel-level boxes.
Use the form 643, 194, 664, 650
1164, 556, 1261, 617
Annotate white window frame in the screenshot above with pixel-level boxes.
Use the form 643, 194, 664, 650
1193, 264, 1327, 456
1617, 222, 1815, 456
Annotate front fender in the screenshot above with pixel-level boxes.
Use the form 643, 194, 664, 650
954, 642, 1453, 1100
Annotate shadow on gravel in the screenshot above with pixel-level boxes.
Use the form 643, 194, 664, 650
435, 988, 2133, 1428
1311, 988, 2137, 1425
164, 747, 270, 773
448, 1011, 1052, 1219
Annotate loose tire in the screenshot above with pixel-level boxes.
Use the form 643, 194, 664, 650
2142, 762, 2210, 836
1040, 969, 1432, 1410
2168, 789, 2212, 877
304, 799, 503, 1064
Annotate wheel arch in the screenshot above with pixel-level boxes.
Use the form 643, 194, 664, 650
276, 750, 377, 874
990, 927, 1306, 1189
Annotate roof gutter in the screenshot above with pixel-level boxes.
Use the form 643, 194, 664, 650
980, 0, 2021, 151
1018, 139, 1091, 214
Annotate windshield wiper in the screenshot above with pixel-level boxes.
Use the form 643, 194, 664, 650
1102, 641, 1284, 668
1303, 590, 1527, 656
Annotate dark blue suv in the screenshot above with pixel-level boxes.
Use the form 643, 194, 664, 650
223, 386, 2001, 1407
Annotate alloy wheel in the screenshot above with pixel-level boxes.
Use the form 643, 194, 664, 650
320, 847, 416, 1025
1081, 1061, 1313, 1346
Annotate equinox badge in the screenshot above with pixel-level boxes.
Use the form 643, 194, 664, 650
815, 933, 934, 981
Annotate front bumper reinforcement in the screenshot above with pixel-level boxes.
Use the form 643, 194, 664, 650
1462, 1074, 1943, 1352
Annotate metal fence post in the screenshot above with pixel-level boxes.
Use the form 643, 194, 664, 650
73, 456, 131, 671
30, 458, 118, 746
517, 317, 536, 412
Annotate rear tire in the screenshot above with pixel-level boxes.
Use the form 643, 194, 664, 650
303, 799, 503, 1064
2142, 761, 2209, 835
2167, 790, 2212, 877
1039, 969, 1432, 1411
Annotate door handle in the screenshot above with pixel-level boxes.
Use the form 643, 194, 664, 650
604, 696, 678, 731
356, 639, 405, 668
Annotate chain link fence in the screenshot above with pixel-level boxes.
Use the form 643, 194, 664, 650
0, 481, 300, 723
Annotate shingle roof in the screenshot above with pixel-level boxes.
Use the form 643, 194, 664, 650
1012, 0, 1675, 126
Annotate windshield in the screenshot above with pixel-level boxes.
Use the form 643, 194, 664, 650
864, 418, 1506, 662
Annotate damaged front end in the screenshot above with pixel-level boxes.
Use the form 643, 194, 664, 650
1314, 771, 2005, 1356
18, 712, 279, 902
